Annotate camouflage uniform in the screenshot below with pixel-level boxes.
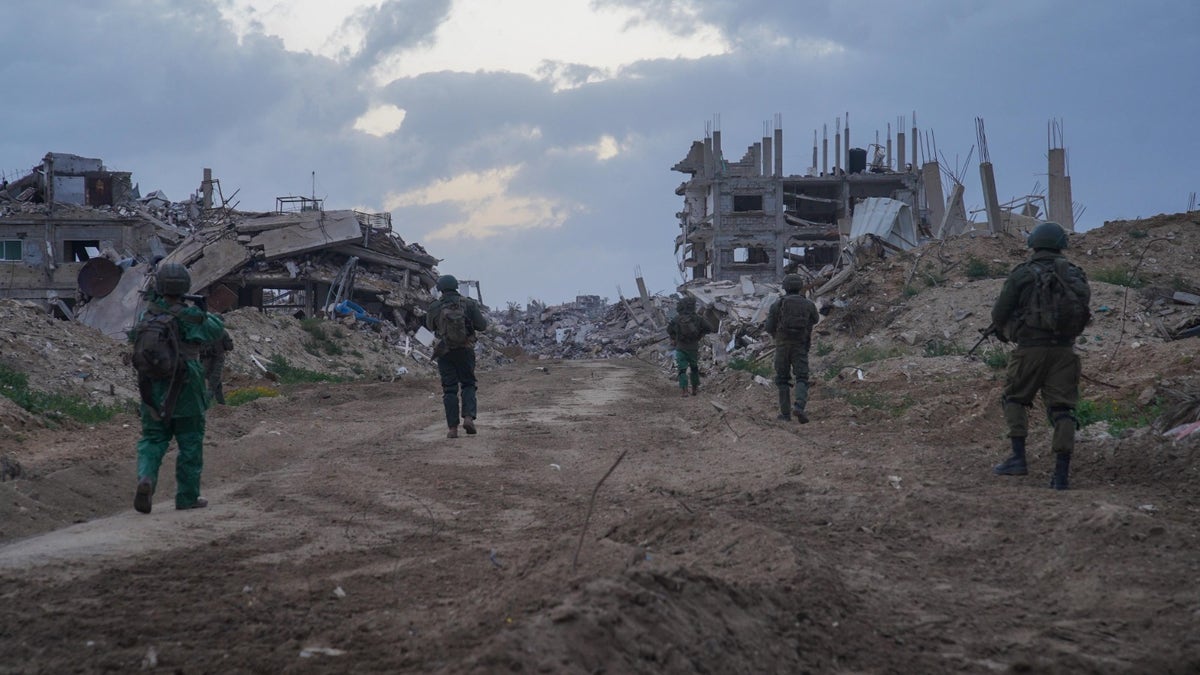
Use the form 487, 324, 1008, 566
201, 329, 234, 405
991, 227, 1091, 489
765, 285, 819, 422
667, 299, 715, 396
133, 292, 226, 511
426, 283, 489, 437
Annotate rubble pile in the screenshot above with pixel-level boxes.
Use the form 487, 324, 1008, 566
486, 294, 672, 359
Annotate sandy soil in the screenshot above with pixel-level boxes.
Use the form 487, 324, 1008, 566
2, 352, 1198, 674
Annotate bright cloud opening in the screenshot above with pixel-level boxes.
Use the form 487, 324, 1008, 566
214, 0, 381, 57
385, 166, 576, 240
370, 0, 730, 87
352, 104, 407, 136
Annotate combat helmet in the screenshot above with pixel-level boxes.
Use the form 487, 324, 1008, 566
781, 274, 805, 292
155, 263, 191, 296
1027, 222, 1068, 251
436, 275, 459, 292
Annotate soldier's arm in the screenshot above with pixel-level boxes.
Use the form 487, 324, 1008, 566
991, 268, 1025, 326
425, 303, 439, 332
764, 301, 780, 334
468, 302, 489, 332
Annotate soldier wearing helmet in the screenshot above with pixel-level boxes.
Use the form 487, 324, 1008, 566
990, 222, 1092, 490
131, 262, 226, 514
667, 295, 716, 397
426, 274, 489, 438
765, 274, 819, 422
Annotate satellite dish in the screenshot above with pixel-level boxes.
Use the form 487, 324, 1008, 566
77, 258, 122, 298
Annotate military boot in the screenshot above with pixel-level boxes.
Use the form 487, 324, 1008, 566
777, 387, 791, 421
792, 406, 809, 424
447, 426, 459, 439
679, 387, 689, 398
993, 437, 1028, 475
463, 416, 477, 435
1050, 453, 1071, 490
691, 382, 699, 396
134, 477, 154, 514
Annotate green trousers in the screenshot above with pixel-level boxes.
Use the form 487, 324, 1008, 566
1002, 345, 1080, 454
674, 349, 700, 389
773, 342, 811, 411
137, 411, 206, 508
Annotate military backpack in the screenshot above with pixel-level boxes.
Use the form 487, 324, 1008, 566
675, 313, 705, 342
778, 295, 815, 338
131, 305, 186, 381
1022, 258, 1091, 338
436, 297, 472, 348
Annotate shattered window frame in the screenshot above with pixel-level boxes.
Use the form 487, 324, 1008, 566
733, 194, 764, 212
62, 240, 101, 263
1, 240, 22, 261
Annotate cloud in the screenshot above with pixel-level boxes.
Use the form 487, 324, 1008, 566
369, 0, 730, 87
385, 166, 579, 240
353, 104, 408, 136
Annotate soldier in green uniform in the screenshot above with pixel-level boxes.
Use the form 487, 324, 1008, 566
765, 274, 820, 423
132, 263, 226, 513
426, 275, 489, 438
667, 296, 715, 397
991, 222, 1091, 490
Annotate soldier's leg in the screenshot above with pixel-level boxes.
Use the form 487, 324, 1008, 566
687, 350, 700, 394
438, 354, 461, 429
995, 347, 1042, 475
674, 349, 689, 394
773, 348, 793, 418
791, 344, 811, 422
1043, 349, 1081, 490
174, 415, 206, 508
135, 409, 171, 513
459, 349, 478, 421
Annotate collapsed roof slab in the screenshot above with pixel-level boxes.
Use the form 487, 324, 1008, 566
246, 210, 363, 259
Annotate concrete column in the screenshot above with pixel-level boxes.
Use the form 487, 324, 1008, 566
896, 131, 905, 173
202, 168, 213, 209
1047, 147, 1069, 226
704, 137, 714, 178
774, 126, 783, 177
835, 131, 842, 173
911, 122, 918, 173
762, 136, 772, 177
821, 125, 828, 176
844, 115, 851, 171
887, 124, 893, 170
979, 162, 1003, 234
753, 142, 762, 177
937, 182, 967, 238
1063, 174, 1075, 231
922, 162, 946, 235
713, 130, 722, 174
811, 131, 818, 176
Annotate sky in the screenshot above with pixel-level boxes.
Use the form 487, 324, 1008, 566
2, 0, 1197, 306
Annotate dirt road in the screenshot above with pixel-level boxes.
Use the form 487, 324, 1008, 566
2, 358, 1198, 673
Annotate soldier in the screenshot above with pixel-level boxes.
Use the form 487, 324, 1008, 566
667, 296, 715, 397
426, 275, 488, 438
991, 222, 1091, 490
765, 274, 819, 423
131, 263, 226, 513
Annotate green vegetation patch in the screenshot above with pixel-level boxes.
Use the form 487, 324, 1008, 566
267, 355, 347, 384
1091, 266, 1145, 289
225, 386, 281, 406
300, 318, 345, 356
0, 363, 126, 424
728, 356, 772, 378
1075, 398, 1161, 435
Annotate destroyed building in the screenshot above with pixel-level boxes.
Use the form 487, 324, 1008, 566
672, 114, 1079, 285
1, 154, 440, 338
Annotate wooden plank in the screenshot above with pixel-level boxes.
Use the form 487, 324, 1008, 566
254, 210, 363, 259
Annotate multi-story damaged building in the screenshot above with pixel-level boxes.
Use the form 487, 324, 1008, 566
672, 117, 923, 284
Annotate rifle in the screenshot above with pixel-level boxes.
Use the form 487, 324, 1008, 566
967, 323, 999, 357
183, 293, 208, 313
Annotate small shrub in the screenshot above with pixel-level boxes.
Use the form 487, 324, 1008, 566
1092, 266, 1144, 288
815, 342, 833, 357
728, 356, 771, 378
267, 355, 346, 384
902, 285, 920, 297
300, 318, 344, 355
1075, 398, 1161, 434
923, 340, 964, 357
921, 264, 947, 287
225, 386, 280, 406
981, 348, 1009, 370
965, 257, 991, 280
1129, 229, 1148, 239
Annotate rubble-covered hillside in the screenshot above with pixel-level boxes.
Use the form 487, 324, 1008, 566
2, 212, 1198, 444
